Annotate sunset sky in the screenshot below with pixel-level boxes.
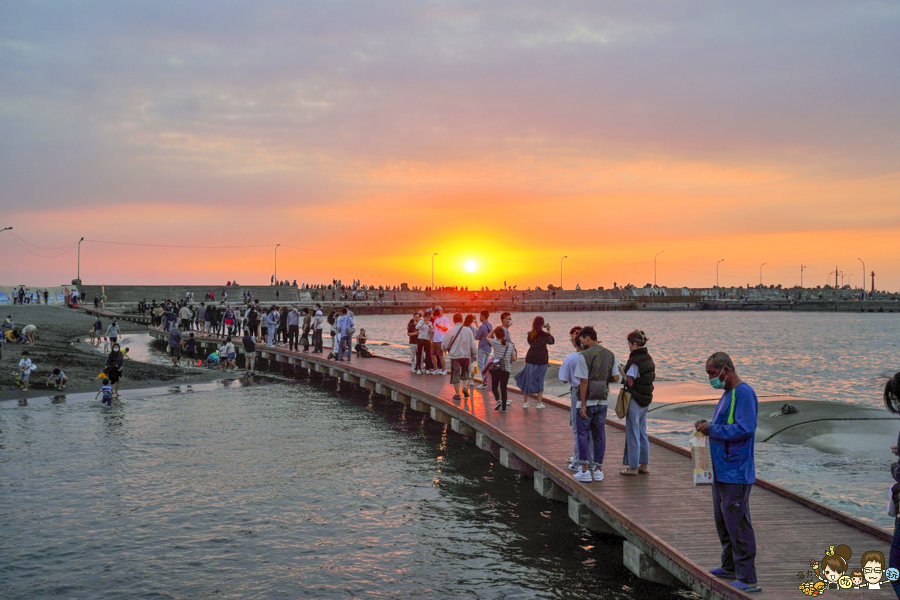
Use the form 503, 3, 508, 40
1, 2, 898, 289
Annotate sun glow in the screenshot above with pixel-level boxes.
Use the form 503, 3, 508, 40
464, 260, 477, 272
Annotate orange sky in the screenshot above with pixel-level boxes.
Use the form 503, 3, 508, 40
2, 3, 898, 289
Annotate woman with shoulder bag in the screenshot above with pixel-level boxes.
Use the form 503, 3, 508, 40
621, 330, 655, 476
487, 326, 515, 412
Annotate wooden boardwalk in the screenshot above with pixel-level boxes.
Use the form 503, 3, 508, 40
104, 311, 893, 600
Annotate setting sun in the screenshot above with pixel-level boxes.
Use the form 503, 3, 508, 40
464, 260, 477, 273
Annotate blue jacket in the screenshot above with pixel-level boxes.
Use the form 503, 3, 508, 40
709, 382, 758, 484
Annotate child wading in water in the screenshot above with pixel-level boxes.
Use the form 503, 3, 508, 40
95, 377, 114, 406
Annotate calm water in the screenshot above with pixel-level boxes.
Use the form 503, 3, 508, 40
362, 311, 900, 406
0, 381, 681, 600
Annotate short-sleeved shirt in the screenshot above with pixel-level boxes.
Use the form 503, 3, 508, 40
53, 371, 66, 380
487, 339, 514, 371
101, 385, 113, 401
558, 351, 583, 387
432, 316, 451, 342
169, 329, 182, 347
474, 321, 493, 353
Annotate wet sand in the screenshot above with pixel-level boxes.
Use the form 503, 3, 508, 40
0, 305, 224, 401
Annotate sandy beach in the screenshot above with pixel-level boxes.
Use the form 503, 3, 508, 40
0, 305, 224, 401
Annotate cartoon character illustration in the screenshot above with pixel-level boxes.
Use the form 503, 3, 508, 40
860, 550, 885, 589
849, 569, 864, 589
810, 545, 852, 591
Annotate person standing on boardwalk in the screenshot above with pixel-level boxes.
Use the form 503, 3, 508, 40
301, 308, 312, 351
287, 306, 300, 351
515, 316, 554, 409
266, 306, 279, 347
695, 351, 759, 593
487, 326, 515, 411
474, 310, 493, 389
407, 311, 420, 372
179, 303, 192, 332
442, 313, 477, 401
415, 309, 434, 374
336, 307, 355, 362
431, 307, 451, 375
621, 330, 655, 476
572, 326, 619, 483
312, 304, 325, 353
558, 326, 590, 472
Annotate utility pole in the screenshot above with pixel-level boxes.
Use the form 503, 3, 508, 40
858, 258, 865, 290
77, 237, 85, 284
835, 266, 838, 289
800, 264, 805, 288
716, 259, 725, 288
759, 263, 766, 287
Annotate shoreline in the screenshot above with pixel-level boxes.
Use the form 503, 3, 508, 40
0, 305, 226, 401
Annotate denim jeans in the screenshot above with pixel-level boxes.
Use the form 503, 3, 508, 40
570, 388, 593, 462
623, 400, 650, 468
478, 348, 492, 387
337, 334, 352, 361
409, 343, 417, 367
576, 404, 607, 468
313, 329, 323, 352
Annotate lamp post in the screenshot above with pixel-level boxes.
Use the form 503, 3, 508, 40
759, 263, 766, 287
858, 258, 865, 290
0, 227, 11, 233
431, 253, 437, 290
274, 243, 281, 283
560, 256, 567, 289
654, 250, 664, 287
77, 237, 84, 284
800, 264, 806, 288
716, 259, 725, 288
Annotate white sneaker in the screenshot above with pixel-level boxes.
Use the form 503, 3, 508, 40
415, 370, 422, 375
592, 469, 605, 482
573, 470, 592, 482
536, 403, 545, 409
442, 369, 449, 375
522, 402, 530, 408
568, 456, 575, 463
477, 383, 488, 389
568, 462, 579, 471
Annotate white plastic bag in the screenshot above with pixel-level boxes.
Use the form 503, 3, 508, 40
688, 431, 713, 485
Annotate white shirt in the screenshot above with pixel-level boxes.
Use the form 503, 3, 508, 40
314, 310, 324, 330
558, 351, 583, 387
431, 316, 451, 342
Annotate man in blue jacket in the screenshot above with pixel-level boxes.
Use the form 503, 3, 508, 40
695, 352, 759, 592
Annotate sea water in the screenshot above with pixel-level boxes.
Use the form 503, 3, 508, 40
0, 381, 680, 599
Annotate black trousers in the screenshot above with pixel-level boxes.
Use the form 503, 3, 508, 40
491, 369, 510, 408
415, 339, 432, 371
288, 324, 299, 351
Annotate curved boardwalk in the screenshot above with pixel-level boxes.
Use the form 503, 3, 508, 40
87, 309, 893, 599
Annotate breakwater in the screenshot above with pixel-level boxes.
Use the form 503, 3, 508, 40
67, 284, 900, 315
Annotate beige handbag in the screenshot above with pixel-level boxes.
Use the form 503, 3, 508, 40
614, 387, 631, 419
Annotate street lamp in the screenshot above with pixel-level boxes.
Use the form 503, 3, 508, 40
858, 258, 865, 291
759, 263, 767, 287
560, 256, 567, 289
0, 227, 11, 233
431, 253, 437, 290
716, 259, 725, 288
77, 237, 85, 284
654, 251, 664, 287
800, 264, 806, 288
274, 243, 281, 283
